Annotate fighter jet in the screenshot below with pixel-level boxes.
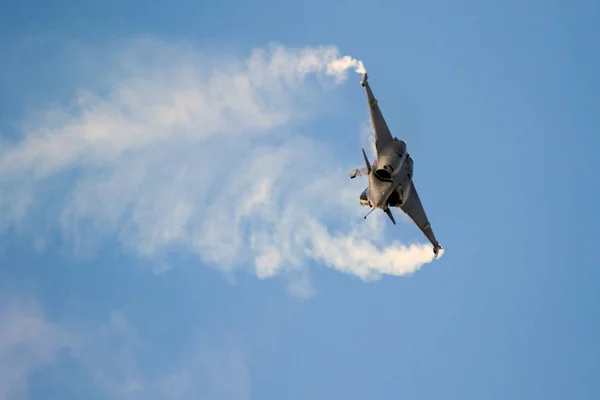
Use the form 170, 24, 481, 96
348, 73, 443, 257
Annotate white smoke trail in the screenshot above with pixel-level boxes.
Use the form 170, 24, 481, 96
326, 55, 367, 82
0, 39, 438, 297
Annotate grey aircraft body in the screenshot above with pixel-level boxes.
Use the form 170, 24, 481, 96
348, 73, 443, 257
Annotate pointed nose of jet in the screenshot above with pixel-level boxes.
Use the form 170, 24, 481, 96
367, 189, 387, 210
375, 197, 388, 210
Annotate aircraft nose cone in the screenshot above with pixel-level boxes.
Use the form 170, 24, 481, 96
371, 192, 387, 209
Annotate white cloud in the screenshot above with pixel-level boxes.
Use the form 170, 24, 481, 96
0, 38, 440, 295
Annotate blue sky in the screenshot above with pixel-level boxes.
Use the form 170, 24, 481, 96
1, 0, 599, 399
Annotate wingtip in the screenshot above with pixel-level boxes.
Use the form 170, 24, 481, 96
360, 72, 368, 87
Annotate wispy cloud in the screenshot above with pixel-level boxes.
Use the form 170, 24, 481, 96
0, 296, 68, 400
0, 295, 251, 400
156, 334, 251, 400
0, 38, 439, 295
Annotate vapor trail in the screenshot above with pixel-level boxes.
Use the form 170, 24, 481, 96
326, 55, 367, 81
0, 39, 438, 297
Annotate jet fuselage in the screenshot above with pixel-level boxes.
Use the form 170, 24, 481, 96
360, 139, 413, 211
352, 72, 442, 257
